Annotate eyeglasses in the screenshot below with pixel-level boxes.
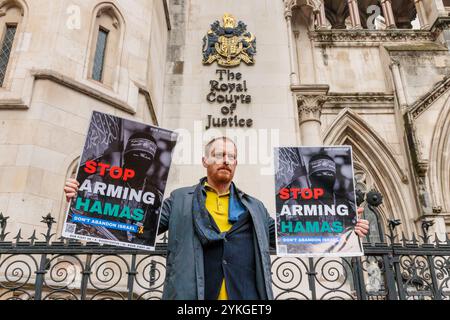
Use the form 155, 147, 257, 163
210, 152, 237, 163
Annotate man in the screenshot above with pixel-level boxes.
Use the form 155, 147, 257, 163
65, 137, 370, 300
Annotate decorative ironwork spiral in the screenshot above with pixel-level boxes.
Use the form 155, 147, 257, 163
2, 229, 450, 300
0, 254, 37, 291
134, 255, 166, 290
314, 258, 351, 291
88, 255, 129, 291
432, 256, 450, 299
399, 255, 432, 297
271, 257, 307, 291
43, 255, 84, 290
432, 256, 450, 281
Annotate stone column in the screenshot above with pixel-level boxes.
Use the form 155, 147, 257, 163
414, 0, 430, 30
380, 0, 397, 29
292, 85, 329, 145
347, 0, 362, 29
313, 0, 327, 30
285, 5, 300, 86
389, 60, 408, 109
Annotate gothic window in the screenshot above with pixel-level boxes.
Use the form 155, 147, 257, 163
0, 1, 23, 87
92, 27, 108, 82
0, 25, 16, 86
88, 4, 123, 88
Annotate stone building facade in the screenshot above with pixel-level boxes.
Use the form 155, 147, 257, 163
0, 0, 170, 237
0, 0, 449, 244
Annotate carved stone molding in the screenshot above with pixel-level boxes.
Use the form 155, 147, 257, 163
309, 29, 435, 45
431, 16, 450, 36
0, 0, 25, 16
292, 84, 329, 124
410, 75, 450, 119
417, 160, 428, 177
96, 5, 120, 29
0, 98, 27, 109
326, 93, 395, 105
297, 95, 328, 123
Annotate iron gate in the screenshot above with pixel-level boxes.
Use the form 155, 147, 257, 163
0, 213, 449, 300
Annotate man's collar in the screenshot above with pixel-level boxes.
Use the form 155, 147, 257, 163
197, 177, 246, 198
187, 178, 247, 198
204, 181, 230, 196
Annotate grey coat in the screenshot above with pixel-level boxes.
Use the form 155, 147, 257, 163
158, 182, 275, 300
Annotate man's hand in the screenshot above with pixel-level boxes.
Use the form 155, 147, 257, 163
64, 178, 80, 203
355, 207, 370, 238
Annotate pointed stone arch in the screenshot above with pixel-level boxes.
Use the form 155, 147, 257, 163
323, 108, 413, 235
429, 94, 450, 213
0, 0, 28, 16
93, 1, 126, 30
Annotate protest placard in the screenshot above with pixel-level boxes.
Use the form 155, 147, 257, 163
274, 146, 363, 257
62, 111, 178, 251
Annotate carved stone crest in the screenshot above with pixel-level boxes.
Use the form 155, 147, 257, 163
202, 13, 256, 67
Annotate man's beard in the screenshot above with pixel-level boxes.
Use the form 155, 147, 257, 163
213, 166, 233, 183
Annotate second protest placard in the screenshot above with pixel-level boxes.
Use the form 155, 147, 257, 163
274, 146, 363, 257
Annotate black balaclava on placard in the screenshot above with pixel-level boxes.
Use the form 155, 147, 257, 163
308, 154, 337, 193
123, 132, 157, 178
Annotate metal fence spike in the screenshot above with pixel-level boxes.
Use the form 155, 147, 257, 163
0, 213, 9, 240
28, 230, 38, 244
387, 233, 394, 245
419, 234, 429, 245
13, 229, 23, 242
48, 233, 56, 243
411, 233, 418, 245
0, 232, 10, 242
434, 232, 440, 247
400, 231, 407, 245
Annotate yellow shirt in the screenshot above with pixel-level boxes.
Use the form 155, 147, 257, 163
204, 182, 232, 300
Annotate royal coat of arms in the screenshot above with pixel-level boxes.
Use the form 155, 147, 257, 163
202, 13, 256, 67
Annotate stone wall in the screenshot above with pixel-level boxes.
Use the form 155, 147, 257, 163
0, 0, 170, 236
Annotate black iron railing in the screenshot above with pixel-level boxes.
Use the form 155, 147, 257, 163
0, 213, 449, 300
